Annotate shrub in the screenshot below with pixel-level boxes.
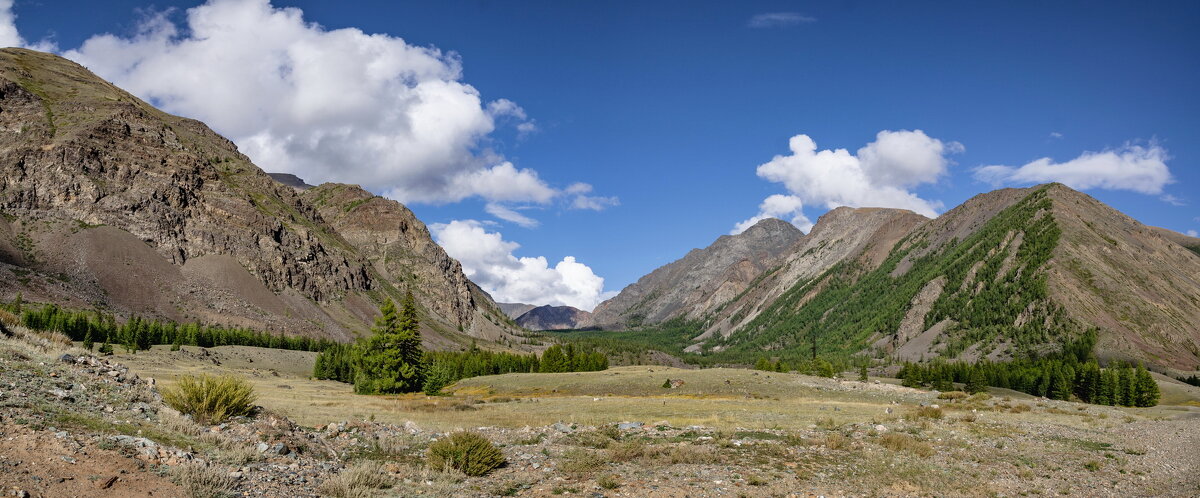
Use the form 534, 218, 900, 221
908, 406, 944, 420
427, 431, 506, 477
597, 474, 621, 490
823, 433, 849, 450
879, 433, 935, 457
162, 374, 257, 425
171, 463, 237, 498
937, 391, 968, 401
317, 461, 395, 497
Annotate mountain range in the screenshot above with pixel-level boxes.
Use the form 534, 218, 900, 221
1, 48, 1197, 372
0, 48, 519, 348
589, 184, 1200, 371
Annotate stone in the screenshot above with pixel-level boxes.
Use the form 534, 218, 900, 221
269, 442, 290, 455
57, 354, 75, 364
618, 422, 643, 430
874, 425, 888, 433
256, 442, 270, 453
552, 422, 574, 433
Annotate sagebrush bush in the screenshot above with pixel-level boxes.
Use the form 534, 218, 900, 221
171, 463, 237, 498
317, 461, 395, 498
879, 433, 936, 457
937, 391, 968, 401
162, 374, 257, 425
426, 431, 506, 476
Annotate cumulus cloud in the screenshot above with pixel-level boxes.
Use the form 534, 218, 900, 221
1187, 230, 1199, 238
0, 0, 54, 50
748, 12, 816, 28
732, 194, 812, 235
484, 203, 539, 228
61, 0, 554, 205
974, 143, 1172, 195
430, 220, 613, 310
735, 130, 960, 234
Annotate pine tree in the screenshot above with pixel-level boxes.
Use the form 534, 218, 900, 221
1133, 364, 1160, 407
964, 368, 987, 394
858, 364, 869, 382
352, 295, 426, 394
754, 357, 772, 371
82, 329, 94, 352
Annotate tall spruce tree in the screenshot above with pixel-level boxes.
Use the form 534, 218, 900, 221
352, 292, 426, 394
1133, 364, 1160, 407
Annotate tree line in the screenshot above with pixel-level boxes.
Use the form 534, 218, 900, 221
312, 293, 608, 396
896, 332, 1160, 407
7, 296, 334, 354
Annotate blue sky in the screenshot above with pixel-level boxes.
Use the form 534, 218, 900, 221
6, 0, 1199, 309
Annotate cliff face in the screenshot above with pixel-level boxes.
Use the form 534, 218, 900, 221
590, 218, 804, 328
302, 183, 512, 340
0, 48, 517, 346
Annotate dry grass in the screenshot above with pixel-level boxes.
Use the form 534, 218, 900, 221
823, 433, 849, 450
879, 433, 936, 457
317, 461, 396, 498
171, 463, 237, 498
907, 406, 945, 420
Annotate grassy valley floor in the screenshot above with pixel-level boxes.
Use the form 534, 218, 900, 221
2, 335, 1198, 496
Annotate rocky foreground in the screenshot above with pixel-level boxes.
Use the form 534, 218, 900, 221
1, 328, 1198, 497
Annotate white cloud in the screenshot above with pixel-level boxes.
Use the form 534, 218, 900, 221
1049, 132, 1063, 139
430, 220, 613, 311
1160, 194, 1185, 206
732, 194, 812, 235
748, 12, 816, 28
974, 143, 1172, 195
1187, 230, 1199, 238
737, 130, 959, 235
563, 183, 619, 211
484, 203, 539, 228
0, 0, 54, 51
61, 0, 550, 205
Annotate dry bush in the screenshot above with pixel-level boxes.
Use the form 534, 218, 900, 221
937, 391, 969, 401
162, 374, 257, 425
879, 433, 935, 457
317, 461, 395, 498
907, 406, 944, 420
661, 444, 723, 465
171, 463, 237, 498
597, 474, 621, 490
0, 309, 18, 328
816, 417, 840, 430
426, 431, 506, 477
560, 448, 607, 473
1008, 404, 1032, 414
607, 440, 650, 461
967, 392, 992, 402
823, 433, 849, 450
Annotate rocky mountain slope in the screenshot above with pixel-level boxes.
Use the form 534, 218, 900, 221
498, 302, 538, 320
514, 305, 594, 331
590, 217, 803, 328
682, 184, 1200, 371
0, 48, 517, 346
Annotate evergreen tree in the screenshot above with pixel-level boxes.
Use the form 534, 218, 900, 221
858, 363, 869, 382
82, 329, 94, 352
964, 368, 987, 394
754, 357, 772, 371
1133, 364, 1160, 407
352, 295, 426, 394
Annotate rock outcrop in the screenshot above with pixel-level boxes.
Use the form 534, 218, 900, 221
0, 48, 517, 345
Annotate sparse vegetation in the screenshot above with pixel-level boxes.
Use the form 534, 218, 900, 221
426, 431, 506, 477
316, 461, 395, 497
161, 374, 257, 425
171, 463, 237, 498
